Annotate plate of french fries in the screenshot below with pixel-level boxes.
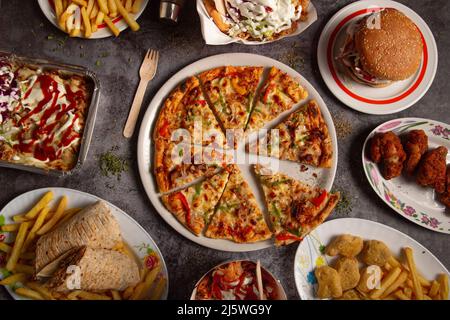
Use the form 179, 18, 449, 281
38, 0, 148, 38
0, 187, 169, 300
294, 218, 449, 300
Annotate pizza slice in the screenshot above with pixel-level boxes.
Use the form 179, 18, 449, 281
161, 168, 230, 236
249, 100, 333, 168
254, 165, 340, 246
199, 66, 263, 138
154, 76, 226, 148
246, 67, 308, 133
154, 140, 231, 193
205, 165, 272, 243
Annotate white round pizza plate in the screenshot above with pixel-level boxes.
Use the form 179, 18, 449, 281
0, 187, 169, 300
294, 218, 450, 300
137, 53, 338, 252
362, 118, 450, 234
317, 0, 438, 115
38, 0, 149, 39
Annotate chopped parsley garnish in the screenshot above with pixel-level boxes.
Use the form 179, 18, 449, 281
98, 149, 128, 180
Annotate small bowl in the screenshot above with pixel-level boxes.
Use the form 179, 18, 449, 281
190, 260, 287, 300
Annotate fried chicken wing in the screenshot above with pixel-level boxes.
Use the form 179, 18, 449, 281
416, 146, 448, 193
438, 167, 450, 208
404, 129, 428, 175
369, 132, 406, 180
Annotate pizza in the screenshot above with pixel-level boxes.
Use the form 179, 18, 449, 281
254, 165, 340, 246
153, 76, 226, 148
250, 100, 333, 168
205, 165, 272, 243
161, 168, 230, 235
199, 66, 263, 142
246, 67, 308, 133
154, 140, 231, 193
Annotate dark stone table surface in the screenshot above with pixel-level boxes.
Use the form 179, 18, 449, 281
0, 0, 448, 299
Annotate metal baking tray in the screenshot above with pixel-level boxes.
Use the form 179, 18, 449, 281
0, 51, 100, 176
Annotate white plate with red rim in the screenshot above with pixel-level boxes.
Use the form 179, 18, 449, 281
317, 0, 438, 115
362, 118, 450, 234
38, 0, 149, 39
294, 218, 450, 300
137, 53, 338, 252
0, 187, 169, 300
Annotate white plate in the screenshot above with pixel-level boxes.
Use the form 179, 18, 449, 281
38, 0, 149, 39
137, 53, 338, 252
294, 218, 450, 300
362, 118, 450, 234
317, 0, 438, 115
0, 187, 169, 300
196, 0, 318, 45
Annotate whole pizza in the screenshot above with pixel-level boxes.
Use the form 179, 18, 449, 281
152, 65, 339, 246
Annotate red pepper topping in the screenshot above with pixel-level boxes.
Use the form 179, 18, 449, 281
176, 192, 191, 228
263, 83, 275, 103
311, 190, 328, 207
158, 120, 170, 138
276, 233, 303, 242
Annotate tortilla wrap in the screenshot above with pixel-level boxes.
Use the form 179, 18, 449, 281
47, 246, 140, 292
35, 201, 122, 273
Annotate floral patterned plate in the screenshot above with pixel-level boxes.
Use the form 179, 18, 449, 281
0, 187, 169, 300
294, 218, 449, 300
362, 118, 450, 234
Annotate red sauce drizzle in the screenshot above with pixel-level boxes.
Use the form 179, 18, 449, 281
15, 74, 84, 162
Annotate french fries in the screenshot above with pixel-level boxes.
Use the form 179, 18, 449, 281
37, 196, 67, 235
114, 0, 139, 31
1, 223, 20, 232
22, 206, 51, 253
51, 0, 143, 37
26, 282, 55, 300
6, 222, 30, 271
15, 287, 44, 300
131, 0, 142, 13
77, 291, 112, 300
404, 247, 423, 300
0, 273, 27, 286
438, 274, 449, 300
24, 191, 53, 219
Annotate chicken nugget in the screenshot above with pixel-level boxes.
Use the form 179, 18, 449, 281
369, 132, 406, 180
315, 266, 343, 299
325, 234, 363, 258
417, 146, 447, 193
334, 257, 360, 291
357, 266, 382, 293
337, 289, 362, 300
404, 129, 428, 175
361, 240, 392, 266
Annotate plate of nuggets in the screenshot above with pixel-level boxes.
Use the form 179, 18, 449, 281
294, 218, 449, 300
362, 118, 450, 234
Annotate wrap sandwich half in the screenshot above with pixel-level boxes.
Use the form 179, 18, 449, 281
35, 200, 122, 273
46, 246, 140, 292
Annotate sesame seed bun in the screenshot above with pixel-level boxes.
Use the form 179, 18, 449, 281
354, 8, 423, 81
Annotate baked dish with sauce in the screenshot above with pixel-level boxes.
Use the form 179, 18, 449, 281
0, 56, 92, 172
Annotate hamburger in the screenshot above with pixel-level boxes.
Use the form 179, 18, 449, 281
338, 8, 423, 88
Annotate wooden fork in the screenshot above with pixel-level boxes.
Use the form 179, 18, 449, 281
123, 49, 159, 138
